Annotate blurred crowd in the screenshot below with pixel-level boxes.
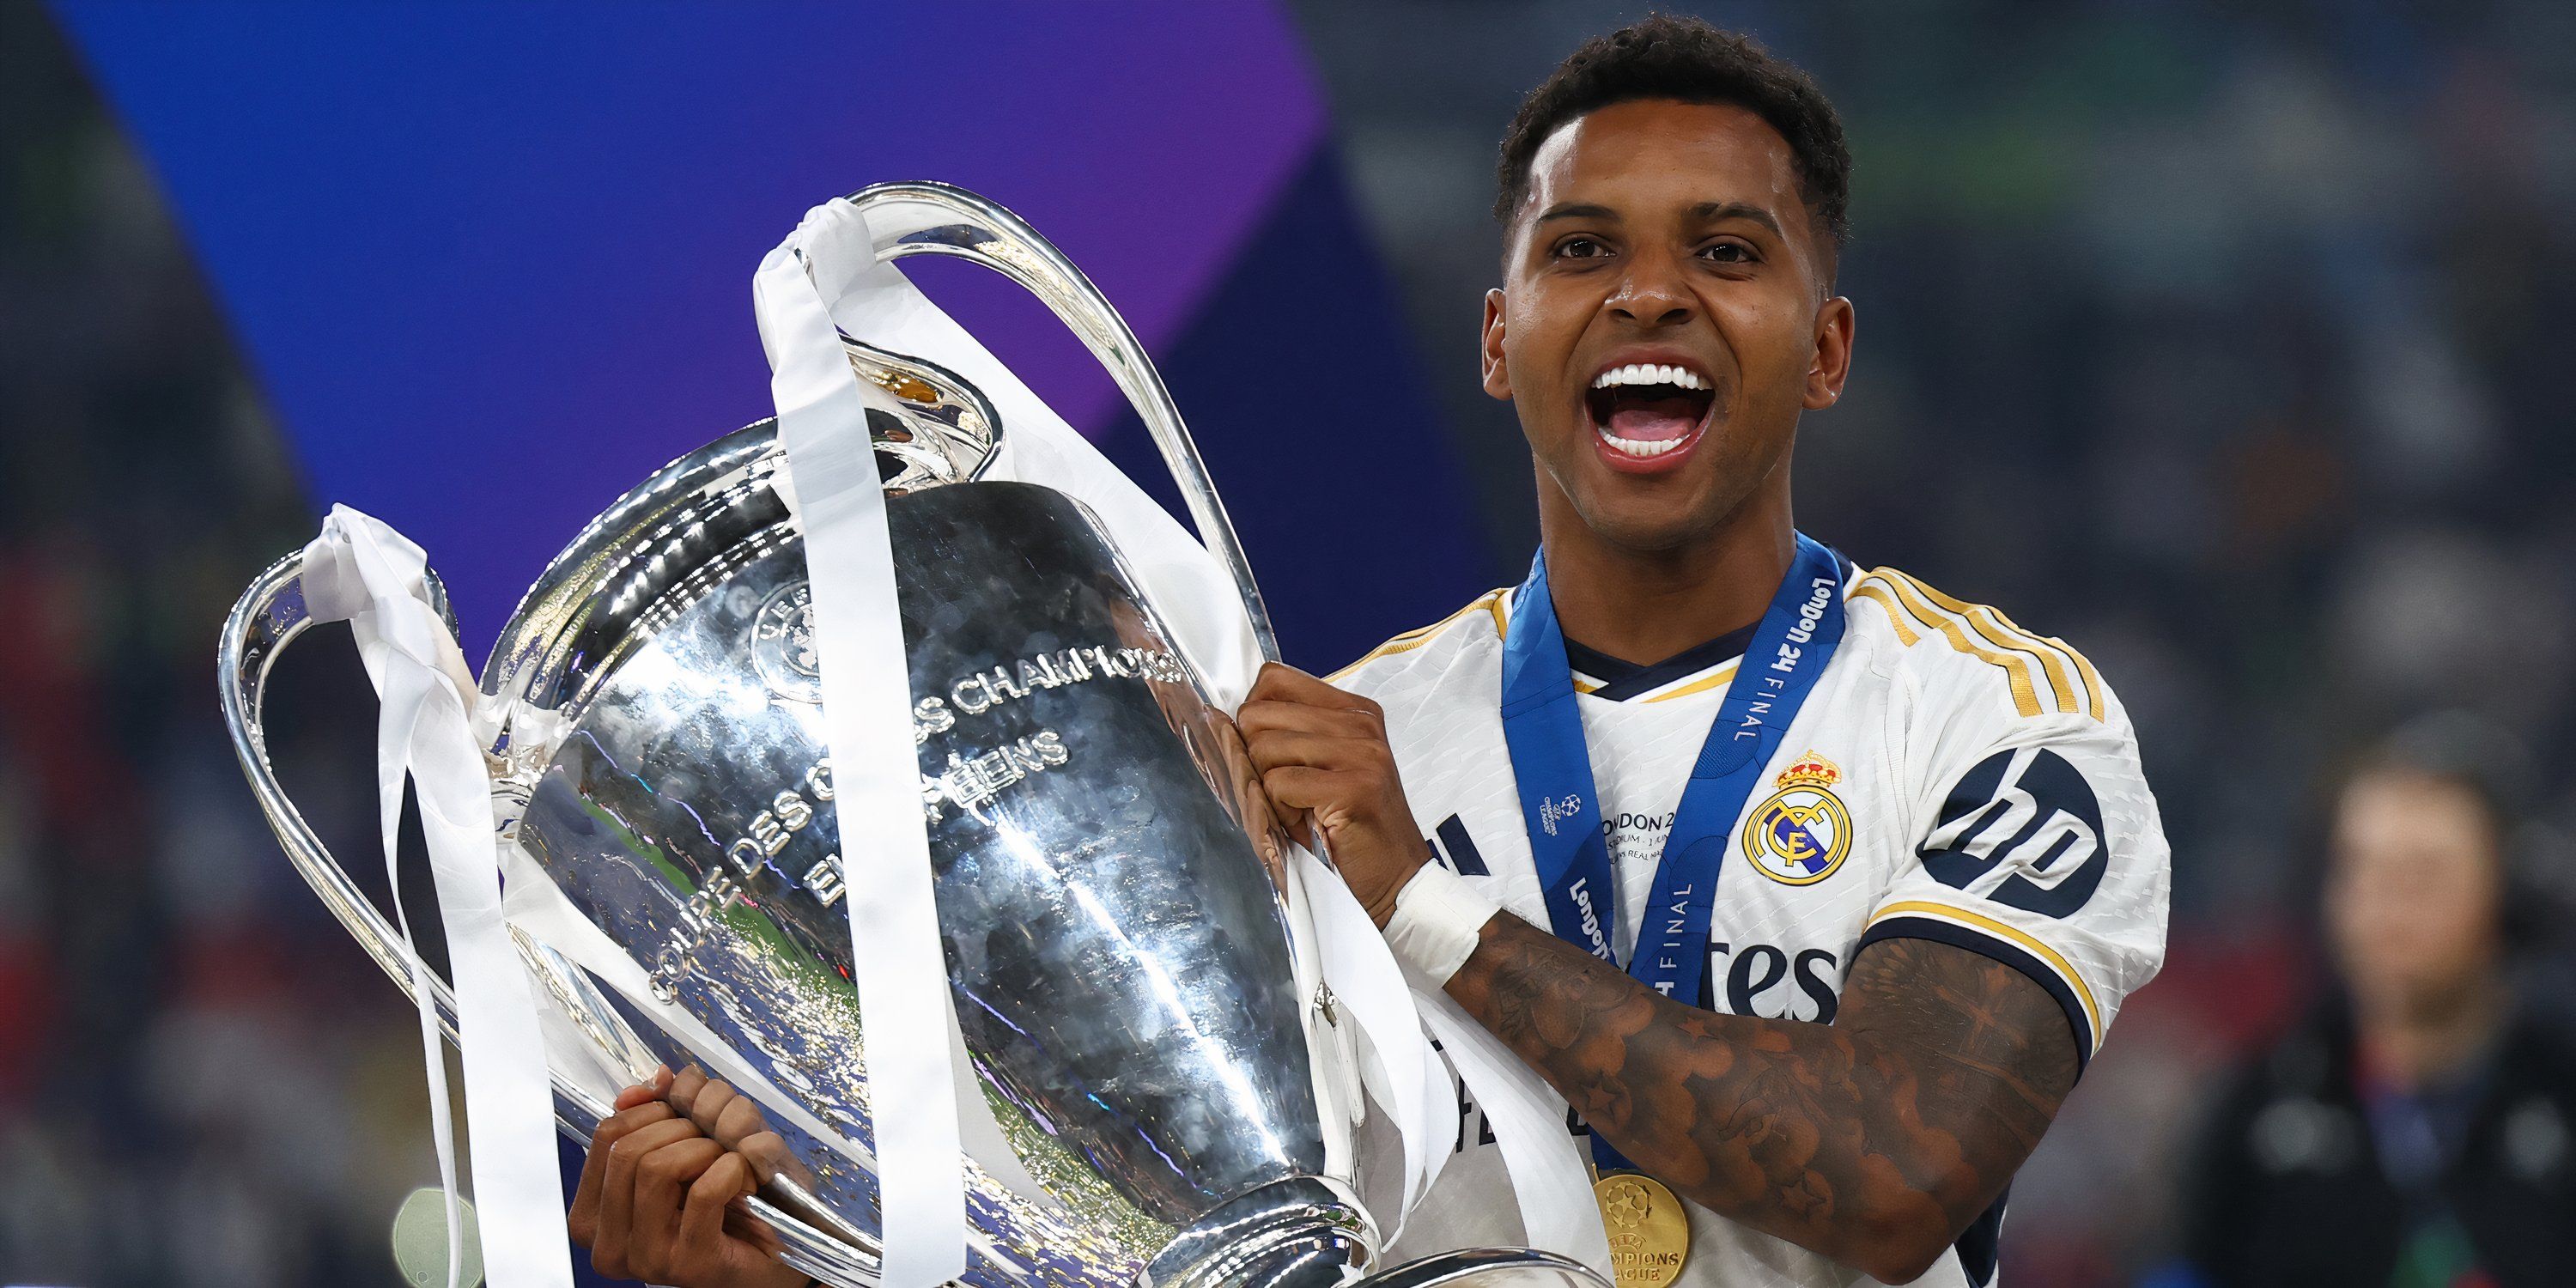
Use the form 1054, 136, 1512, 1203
0, 4, 451, 1282
5, 0, 2576, 1284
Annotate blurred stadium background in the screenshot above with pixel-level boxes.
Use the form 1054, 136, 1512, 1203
4, 1, 2573, 1284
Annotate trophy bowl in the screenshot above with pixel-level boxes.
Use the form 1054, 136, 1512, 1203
217, 183, 1608, 1288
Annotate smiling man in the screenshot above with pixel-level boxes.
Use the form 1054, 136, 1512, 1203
566, 16, 2171, 1288
1238, 16, 2169, 1288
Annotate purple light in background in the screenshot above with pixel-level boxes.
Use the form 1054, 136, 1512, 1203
54, 1, 1325, 648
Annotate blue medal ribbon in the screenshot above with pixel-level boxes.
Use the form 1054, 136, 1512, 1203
1499, 532, 1846, 1171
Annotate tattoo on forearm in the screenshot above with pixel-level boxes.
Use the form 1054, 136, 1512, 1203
1446, 914, 2078, 1273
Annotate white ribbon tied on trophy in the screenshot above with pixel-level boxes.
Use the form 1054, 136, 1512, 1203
299, 507, 574, 1288
752, 200, 972, 1288
775, 192, 1605, 1273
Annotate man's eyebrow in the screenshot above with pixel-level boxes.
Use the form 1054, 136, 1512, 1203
1534, 203, 1620, 224
1692, 201, 1785, 235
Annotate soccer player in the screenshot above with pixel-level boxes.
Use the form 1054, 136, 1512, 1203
1236, 16, 2166, 1287
569, 15, 2167, 1288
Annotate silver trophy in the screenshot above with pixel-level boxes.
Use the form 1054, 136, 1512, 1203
219, 183, 1603, 1288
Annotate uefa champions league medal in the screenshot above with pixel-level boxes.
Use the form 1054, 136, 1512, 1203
1591, 1172, 1690, 1288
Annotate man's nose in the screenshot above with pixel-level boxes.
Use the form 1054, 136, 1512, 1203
1607, 251, 1694, 326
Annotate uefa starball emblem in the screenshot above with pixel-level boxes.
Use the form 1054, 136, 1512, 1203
749, 580, 824, 704
1538, 793, 1583, 836
1742, 750, 1853, 885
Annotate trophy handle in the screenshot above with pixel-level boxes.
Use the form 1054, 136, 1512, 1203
215, 550, 615, 1139
838, 180, 1283, 663
222, 552, 899, 1285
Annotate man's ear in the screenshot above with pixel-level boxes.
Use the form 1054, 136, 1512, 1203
1803, 295, 1856, 410
1481, 288, 1512, 402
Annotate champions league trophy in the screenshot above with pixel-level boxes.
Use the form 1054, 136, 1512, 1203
218, 183, 1607, 1288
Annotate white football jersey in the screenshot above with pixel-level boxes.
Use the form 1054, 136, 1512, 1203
1334, 561, 2170, 1288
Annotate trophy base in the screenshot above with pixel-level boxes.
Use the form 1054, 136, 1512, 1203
1133, 1179, 1613, 1288
1140, 1176, 1376, 1288
1356, 1249, 1611, 1288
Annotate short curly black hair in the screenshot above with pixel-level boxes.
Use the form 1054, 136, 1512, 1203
1494, 15, 1850, 255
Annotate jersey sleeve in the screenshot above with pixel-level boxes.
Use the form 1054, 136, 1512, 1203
1860, 703, 2170, 1071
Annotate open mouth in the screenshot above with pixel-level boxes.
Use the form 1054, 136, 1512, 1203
1586, 362, 1716, 461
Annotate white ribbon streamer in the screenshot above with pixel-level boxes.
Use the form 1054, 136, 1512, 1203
753, 200, 967, 1288
300, 506, 573, 1288
1416, 987, 1612, 1273
1293, 848, 1446, 1234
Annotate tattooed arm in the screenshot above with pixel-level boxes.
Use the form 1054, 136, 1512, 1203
1234, 662, 2082, 1282
1446, 914, 2078, 1285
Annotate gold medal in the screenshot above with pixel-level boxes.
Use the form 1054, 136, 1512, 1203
1594, 1171, 1691, 1288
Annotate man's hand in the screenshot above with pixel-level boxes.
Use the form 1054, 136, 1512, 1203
665, 1065, 807, 1190
568, 1067, 812, 1288
1237, 662, 1434, 925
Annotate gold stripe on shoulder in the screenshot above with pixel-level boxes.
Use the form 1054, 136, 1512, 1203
1984, 604, 2106, 721
2061, 642, 2105, 720
1858, 569, 2043, 718
1883, 569, 2081, 717
1327, 588, 1508, 683
1847, 581, 1921, 646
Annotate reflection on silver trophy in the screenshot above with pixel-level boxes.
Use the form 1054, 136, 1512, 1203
217, 184, 1604, 1288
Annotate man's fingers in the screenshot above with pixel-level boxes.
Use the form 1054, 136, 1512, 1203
667, 1063, 710, 1116
629, 1136, 726, 1273
714, 1091, 769, 1151
1236, 697, 1384, 743
612, 1073, 665, 1112
572, 1100, 677, 1244
1241, 726, 1388, 776
1255, 762, 1347, 850
570, 1116, 623, 1244
611, 1118, 703, 1165
737, 1128, 810, 1188
638, 1137, 725, 1214
597, 1101, 677, 1151
677, 1151, 756, 1267
1259, 765, 1364, 814
688, 1077, 740, 1138
598, 1117, 702, 1269
738, 1129, 787, 1164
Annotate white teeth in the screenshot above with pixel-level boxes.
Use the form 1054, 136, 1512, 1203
1598, 428, 1684, 456
1589, 361, 1710, 458
1590, 362, 1710, 391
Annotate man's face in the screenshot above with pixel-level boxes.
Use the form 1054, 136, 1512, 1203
1482, 99, 1852, 553
2326, 771, 2505, 1022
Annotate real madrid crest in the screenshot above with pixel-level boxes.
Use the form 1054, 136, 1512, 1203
1742, 750, 1851, 885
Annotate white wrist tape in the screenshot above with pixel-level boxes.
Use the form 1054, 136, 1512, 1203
1381, 862, 1501, 987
